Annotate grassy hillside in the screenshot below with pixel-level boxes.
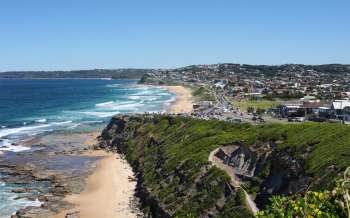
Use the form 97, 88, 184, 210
102, 115, 350, 217
192, 86, 217, 102
230, 99, 282, 112
254, 123, 350, 181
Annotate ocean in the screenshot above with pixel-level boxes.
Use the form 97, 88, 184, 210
0, 79, 175, 217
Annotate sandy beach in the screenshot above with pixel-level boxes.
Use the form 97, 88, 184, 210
54, 86, 192, 218
164, 85, 193, 114
54, 136, 139, 218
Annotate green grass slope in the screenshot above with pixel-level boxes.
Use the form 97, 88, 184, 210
103, 115, 350, 217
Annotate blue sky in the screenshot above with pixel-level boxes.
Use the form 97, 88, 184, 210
0, 0, 349, 71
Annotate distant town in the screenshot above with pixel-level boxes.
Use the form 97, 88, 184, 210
139, 63, 350, 124
2, 63, 350, 124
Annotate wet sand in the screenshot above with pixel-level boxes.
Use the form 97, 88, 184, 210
54, 135, 139, 218
164, 85, 193, 113
54, 86, 192, 217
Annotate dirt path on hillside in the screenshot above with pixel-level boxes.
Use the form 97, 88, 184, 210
208, 148, 259, 215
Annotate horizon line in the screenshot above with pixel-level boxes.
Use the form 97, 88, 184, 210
1, 62, 349, 73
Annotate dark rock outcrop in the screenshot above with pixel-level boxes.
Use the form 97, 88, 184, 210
214, 144, 310, 208
99, 114, 320, 216
99, 115, 244, 217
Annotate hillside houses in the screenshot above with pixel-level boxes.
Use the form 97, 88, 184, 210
140, 63, 350, 124
274, 99, 350, 123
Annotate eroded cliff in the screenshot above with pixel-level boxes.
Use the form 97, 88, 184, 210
99, 114, 350, 217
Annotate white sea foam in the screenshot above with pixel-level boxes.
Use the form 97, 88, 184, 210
0, 83, 174, 155
67, 124, 81, 129
0, 124, 51, 138
26, 199, 43, 207
0, 139, 30, 152
53, 121, 73, 125
0, 139, 12, 147
0, 144, 30, 152
35, 119, 47, 123
0, 182, 5, 186
79, 111, 120, 118
167, 96, 176, 103
130, 89, 155, 96
82, 120, 104, 124
95, 101, 114, 107
94, 99, 145, 111
0, 121, 74, 153
152, 96, 176, 104
109, 103, 144, 110
1, 198, 43, 218
106, 83, 141, 89
105, 84, 125, 88
0, 121, 73, 139
157, 92, 172, 96
128, 96, 159, 101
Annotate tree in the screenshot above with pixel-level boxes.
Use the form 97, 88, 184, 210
247, 107, 254, 114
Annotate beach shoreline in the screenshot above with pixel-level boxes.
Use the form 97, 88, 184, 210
52, 85, 193, 218
53, 133, 140, 218
163, 85, 193, 114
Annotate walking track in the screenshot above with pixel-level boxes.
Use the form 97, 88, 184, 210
208, 148, 259, 215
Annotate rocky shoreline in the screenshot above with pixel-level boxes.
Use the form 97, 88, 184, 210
53, 150, 142, 218
2, 85, 193, 218
0, 132, 102, 218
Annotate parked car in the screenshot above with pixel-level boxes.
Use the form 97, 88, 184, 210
288, 117, 305, 122
308, 116, 326, 122
295, 117, 305, 122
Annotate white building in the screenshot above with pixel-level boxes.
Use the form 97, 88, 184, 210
331, 100, 350, 123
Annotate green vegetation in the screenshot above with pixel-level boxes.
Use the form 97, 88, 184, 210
231, 99, 281, 112
106, 115, 350, 217
254, 123, 350, 186
262, 92, 304, 100
258, 168, 350, 218
192, 86, 217, 102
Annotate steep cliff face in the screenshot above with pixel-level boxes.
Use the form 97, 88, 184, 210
215, 145, 268, 178
99, 115, 253, 218
138, 73, 166, 85
100, 115, 136, 152
213, 144, 309, 207
99, 115, 350, 217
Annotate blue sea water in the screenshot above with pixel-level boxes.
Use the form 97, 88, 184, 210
0, 172, 51, 218
0, 79, 175, 150
0, 79, 175, 217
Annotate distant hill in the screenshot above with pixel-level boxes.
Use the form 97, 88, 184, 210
2, 64, 349, 79
0, 69, 151, 79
